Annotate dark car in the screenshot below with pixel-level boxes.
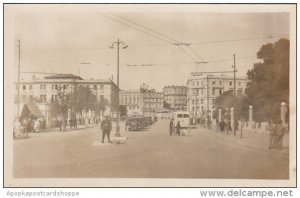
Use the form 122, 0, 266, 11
144, 117, 153, 126
126, 117, 144, 131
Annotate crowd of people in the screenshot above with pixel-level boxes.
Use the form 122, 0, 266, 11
13, 117, 43, 138
169, 118, 181, 136
168, 115, 288, 151
268, 120, 287, 150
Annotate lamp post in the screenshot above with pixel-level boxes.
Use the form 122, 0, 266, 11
109, 39, 128, 137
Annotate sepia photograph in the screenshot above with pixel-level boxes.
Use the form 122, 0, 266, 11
3, 3, 296, 187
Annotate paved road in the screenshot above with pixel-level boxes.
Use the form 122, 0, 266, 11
13, 120, 289, 179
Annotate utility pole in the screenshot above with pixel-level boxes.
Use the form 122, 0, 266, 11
110, 39, 128, 137
233, 54, 237, 136
17, 40, 21, 117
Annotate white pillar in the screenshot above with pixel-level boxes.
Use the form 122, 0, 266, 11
281, 102, 287, 125
249, 105, 253, 128
218, 109, 222, 121
210, 109, 214, 120
231, 107, 234, 130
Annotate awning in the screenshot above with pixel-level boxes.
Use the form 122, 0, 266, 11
20, 103, 44, 118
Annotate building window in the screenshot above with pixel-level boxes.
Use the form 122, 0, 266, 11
201, 89, 204, 95
94, 85, 97, 89
29, 85, 33, 90
22, 85, 26, 90
100, 85, 104, 91
201, 99, 203, 104
219, 81, 222, 85
197, 81, 199, 86
219, 89, 222, 95
55, 85, 58, 90
212, 89, 216, 95
212, 81, 216, 85
229, 81, 233, 86
63, 85, 67, 90
238, 81, 241, 86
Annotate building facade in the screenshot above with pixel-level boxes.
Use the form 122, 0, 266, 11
187, 74, 248, 119
119, 87, 163, 117
163, 85, 187, 111
15, 74, 119, 119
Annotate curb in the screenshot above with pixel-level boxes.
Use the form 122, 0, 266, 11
194, 127, 289, 155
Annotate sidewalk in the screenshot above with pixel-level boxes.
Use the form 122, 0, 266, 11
14, 124, 100, 139
192, 124, 289, 154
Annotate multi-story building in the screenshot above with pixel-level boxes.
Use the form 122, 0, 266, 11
163, 85, 187, 111
15, 74, 119, 119
187, 73, 248, 119
119, 86, 163, 117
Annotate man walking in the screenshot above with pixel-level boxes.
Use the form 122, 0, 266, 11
268, 120, 276, 149
101, 116, 112, 144
275, 120, 285, 150
169, 118, 174, 136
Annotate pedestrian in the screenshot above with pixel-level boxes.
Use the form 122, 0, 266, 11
13, 118, 23, 137
227, 120, 232, 134
219, 119, 225, 133
33, 119, 40, 133
234, 120, 239, 131
101, 116, 112, 143
169, 118, 174, 136
58, 118, 62, 131
62, 118, 67, 131
268, 120, 276, 149
176, 121, 181, 136
207, 118, 211, 129
22, 118, 29, 136
275, 120, 285, 150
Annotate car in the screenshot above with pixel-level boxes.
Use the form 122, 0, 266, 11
126, 117, 144, 131
144, 117, 153, 126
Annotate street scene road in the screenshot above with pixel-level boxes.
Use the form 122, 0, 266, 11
6, 5, 294, 188
14, 120, 289, 179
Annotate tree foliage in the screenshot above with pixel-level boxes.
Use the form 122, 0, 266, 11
214, 91, 249, 120
245, 38, 289, 122
50, 85, 109, 118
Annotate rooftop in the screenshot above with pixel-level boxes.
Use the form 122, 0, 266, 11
44, 74, 83, 80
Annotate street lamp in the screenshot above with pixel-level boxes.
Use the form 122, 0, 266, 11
109, 39, 128, 137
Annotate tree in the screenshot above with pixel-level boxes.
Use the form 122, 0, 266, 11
50, 85, 110, 119
214, 90, 249, 120
49, 87, 71, 119
245, 38, 289, 122
70, 85, 97, 113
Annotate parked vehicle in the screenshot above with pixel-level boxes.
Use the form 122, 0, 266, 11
173, 111, 190, 129
144, 117, 153, 126
126, 116, 145, 131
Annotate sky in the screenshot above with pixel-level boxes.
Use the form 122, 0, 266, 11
11, 5, 290, 91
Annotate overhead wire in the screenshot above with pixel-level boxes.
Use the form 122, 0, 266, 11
104, 13, 202, 63
99, 13, 174, 44
112, 13, 180, 43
